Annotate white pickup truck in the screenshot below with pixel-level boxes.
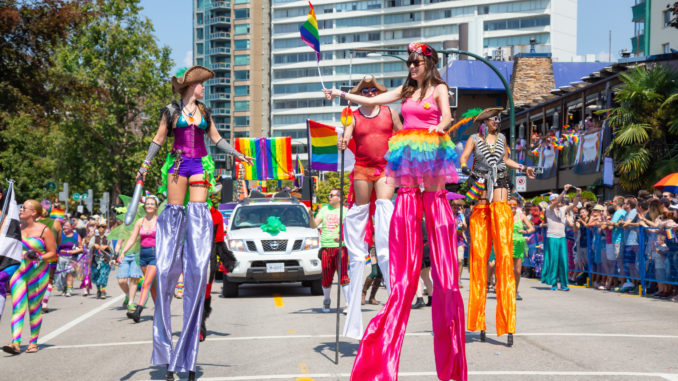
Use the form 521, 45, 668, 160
223, 197, 322, 297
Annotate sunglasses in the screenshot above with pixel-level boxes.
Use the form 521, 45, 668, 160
490, 116, 501, 123
361, 87, 377, 95
19, 205, 34, 211
406, 59, 425, 67
329, 193, 340, 198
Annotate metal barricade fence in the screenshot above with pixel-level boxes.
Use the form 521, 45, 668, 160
518, 224, 678, 296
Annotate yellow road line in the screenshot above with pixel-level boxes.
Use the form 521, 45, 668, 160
287, 329, 297, 334
273, 293, 284, 307
296, 362, 313, 381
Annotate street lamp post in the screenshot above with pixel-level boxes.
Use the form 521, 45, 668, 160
353, 48, 516, 163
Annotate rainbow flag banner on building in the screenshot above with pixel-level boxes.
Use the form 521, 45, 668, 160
307, 119, 338, 172
234, 137, 294, 180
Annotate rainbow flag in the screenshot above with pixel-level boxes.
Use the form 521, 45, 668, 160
296, 154, 305, 176
50, 208, 65, 220
667, 229, 675, 240
365, 254, 372, 265
294, 154, 305, 187
307, 119, 338, 171
233, 137, 294, 180
531, 147, 541, 157
299, 2, 320, 60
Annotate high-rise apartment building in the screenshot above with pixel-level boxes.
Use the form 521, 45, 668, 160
193, 0, 271, 170
631, 0, 678, 56
270, 0, 577, 162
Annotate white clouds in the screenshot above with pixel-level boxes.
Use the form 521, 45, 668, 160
182, 50, 193, 67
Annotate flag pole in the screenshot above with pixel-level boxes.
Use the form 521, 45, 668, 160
316, 57, 326, 90
335, 145, 345, 365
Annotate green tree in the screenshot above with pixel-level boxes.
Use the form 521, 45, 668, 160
0, 0, 89, 199
602, 65, 678, 191
52, 0, 173, 203
315, 172, 351, 206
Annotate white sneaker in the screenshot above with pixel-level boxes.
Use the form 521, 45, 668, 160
322, 299, 330, 313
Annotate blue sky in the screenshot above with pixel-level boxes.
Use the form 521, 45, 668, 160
139, 0, 636, 72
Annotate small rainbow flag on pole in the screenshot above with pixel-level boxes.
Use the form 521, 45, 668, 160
294, 154, 305, 187
307, 120, 338, 172
299, 2, 320, 60
234, 137, 294, 180
667, 229, 675, 241
299, 2, 326, 89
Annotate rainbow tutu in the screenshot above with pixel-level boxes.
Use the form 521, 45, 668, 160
384, 128, 459, 187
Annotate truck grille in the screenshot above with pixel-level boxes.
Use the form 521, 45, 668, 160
262, 239, 287, 252
246, 241, 257, 251
251, 260, 299, 268
292, 239, 303, 250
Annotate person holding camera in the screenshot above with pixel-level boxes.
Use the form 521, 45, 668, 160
3, 200, 56, 355
541, 185, 581, 291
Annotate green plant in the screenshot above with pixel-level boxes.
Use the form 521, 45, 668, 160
599, 65, 678, 191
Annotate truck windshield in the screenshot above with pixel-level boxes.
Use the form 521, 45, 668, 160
231, 204, 310, 229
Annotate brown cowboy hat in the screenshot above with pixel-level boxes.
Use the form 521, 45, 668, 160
349, 75, 387, 95
474, 107, 503, 123
171, 65, 215, 94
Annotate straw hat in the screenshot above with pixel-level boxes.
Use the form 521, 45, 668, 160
349, 75, 387, 95
171, 65, 215, 94
474, 107, 503, 123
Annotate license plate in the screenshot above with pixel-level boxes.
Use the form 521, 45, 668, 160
266, 262, 285, 273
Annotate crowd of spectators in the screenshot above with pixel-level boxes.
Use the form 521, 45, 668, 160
501, 189, 678, 301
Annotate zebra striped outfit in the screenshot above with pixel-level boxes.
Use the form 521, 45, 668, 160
471, 133, 510, 202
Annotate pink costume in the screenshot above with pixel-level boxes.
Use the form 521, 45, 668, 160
351, 87, 467, 381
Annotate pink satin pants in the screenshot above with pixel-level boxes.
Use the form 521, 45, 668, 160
351, 188, 467, 381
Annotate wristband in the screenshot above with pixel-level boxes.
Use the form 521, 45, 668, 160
340, 91, 346, 99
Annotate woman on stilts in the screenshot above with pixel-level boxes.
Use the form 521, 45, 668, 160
137, 66, 253, 380
339, 75, 401, 340
324, 41, 467, 381
459, 108, 536, 346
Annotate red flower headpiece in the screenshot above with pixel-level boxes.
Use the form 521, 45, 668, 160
407, 42, 433, 56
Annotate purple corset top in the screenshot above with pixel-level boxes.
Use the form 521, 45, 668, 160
173, 124, 208, 158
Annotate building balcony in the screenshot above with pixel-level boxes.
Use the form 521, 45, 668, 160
209, 47, 231, 56
210, 1, 230, 10
210, 16, 230, 26
211, 108, 231, 116
207, 78, 231, 86
216, 123, 231, 132
210, 32, 230, 40
211, 63, 231, 71
631, 35, 645, 54
632, 2, 646, 22
207, 93, 231, 101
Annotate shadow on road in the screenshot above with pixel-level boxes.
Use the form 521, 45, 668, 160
314, 340, 360, 363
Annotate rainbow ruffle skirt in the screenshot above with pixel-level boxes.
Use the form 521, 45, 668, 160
384, 128, 459, 187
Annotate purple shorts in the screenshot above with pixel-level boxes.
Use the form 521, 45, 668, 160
168, 156, 205, 178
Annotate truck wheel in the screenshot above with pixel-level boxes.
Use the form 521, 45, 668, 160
310, 279, 323, 296
222, 279, 239, 298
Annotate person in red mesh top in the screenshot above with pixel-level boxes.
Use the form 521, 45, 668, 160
337, 75, 402, 341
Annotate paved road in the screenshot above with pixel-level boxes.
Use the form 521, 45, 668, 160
1, 271, 678, 381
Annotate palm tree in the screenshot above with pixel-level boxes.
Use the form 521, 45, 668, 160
602, 65, 678, 191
